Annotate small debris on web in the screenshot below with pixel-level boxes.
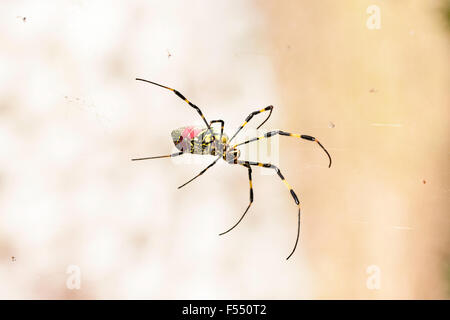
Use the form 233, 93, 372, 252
11, 256, 16, 262
328, 121, 335, 129
369, 88, 377, 93
423, 179, 426, 184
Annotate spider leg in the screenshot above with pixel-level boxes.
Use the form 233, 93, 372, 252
135, 78, 216, 144
202, 120, 225, 152
219, 163, 253, 236
234, 131, 332, 168
228, 106, 274, 143
231, 160, 301, 260
209, 120, 224, 140
131, 151, 184, 161
177, 155, 221, 189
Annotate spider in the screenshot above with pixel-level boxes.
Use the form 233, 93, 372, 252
132, 78, 332, 260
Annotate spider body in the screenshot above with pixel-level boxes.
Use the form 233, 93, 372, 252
132, 78, 332, 260
171, 126, 231, 157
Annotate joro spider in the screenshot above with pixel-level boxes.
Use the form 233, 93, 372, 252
132, 78, 332, 260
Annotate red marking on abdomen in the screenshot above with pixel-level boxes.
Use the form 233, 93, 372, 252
182, 126, 203, 139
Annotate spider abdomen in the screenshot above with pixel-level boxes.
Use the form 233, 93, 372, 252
171, 126, 228, 155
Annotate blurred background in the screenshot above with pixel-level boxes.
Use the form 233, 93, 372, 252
0, 0, 448, 299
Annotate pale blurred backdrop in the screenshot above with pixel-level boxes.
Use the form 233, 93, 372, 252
0, 0, 448, 299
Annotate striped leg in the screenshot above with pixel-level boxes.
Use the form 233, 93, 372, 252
229, 105, 274, 143
210, 120, 224, 140
231, 160, 301, 260
177, 155, 221, 189
233, 131, 332, 168
205, 120, 225, 153
219, 163, 253, 236
135, 78, 216, 144
131, 151, 184, 161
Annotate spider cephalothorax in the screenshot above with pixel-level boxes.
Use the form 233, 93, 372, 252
223, 146, 240, 163
132, 78, 332, 260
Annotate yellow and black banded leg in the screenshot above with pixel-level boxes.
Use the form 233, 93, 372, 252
177, 155, 222, 189
229, 105, 274, 143
203, 120, 225, 153
231, 160, 301, 260
131, 151, 184, 161
219, 163, 253, 236
210, 120, 224, 140
234, 131, 332, 168
135, 78, 216, 144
